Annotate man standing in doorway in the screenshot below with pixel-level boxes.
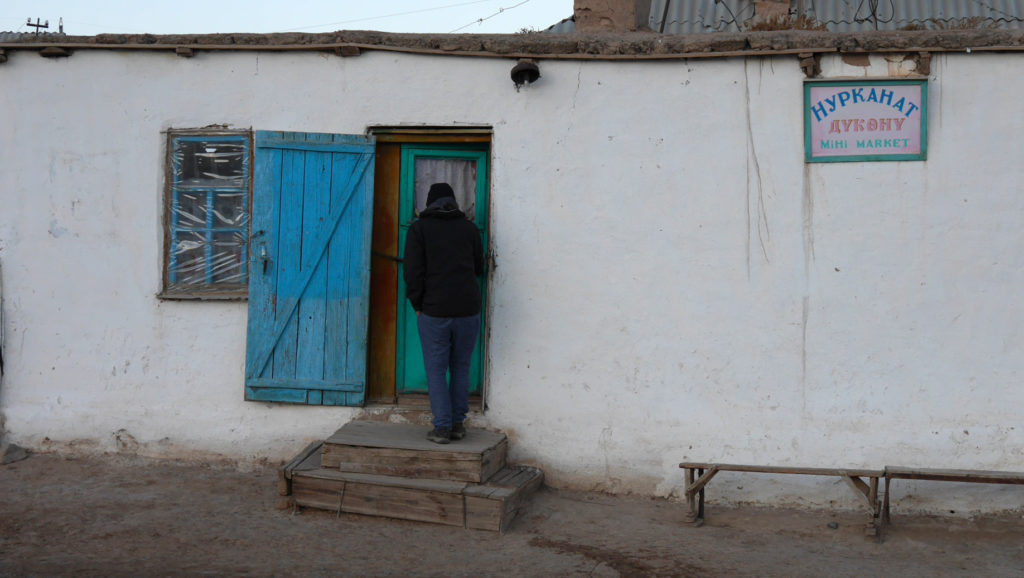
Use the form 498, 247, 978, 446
404, 182, 485, 444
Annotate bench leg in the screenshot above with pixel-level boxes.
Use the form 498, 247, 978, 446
882, 476, 891, 526
839, 474, 883, 540
869, 476, 882, 541
684, 468, 705, 527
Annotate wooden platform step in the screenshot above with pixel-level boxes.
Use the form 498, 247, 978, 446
283, 442, 543, 533
321, 421, 508, 483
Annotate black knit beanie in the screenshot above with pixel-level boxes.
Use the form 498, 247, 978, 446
426, 183, 456, 206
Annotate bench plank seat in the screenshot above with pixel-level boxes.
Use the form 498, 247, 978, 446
886, 467, 1024, 484
681, 462, 883, 478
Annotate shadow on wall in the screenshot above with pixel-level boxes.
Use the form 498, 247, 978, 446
1, 257, 5, 378
0, 257, 23, 463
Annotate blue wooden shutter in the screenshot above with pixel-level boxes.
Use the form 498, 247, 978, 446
245, 131, 375, 406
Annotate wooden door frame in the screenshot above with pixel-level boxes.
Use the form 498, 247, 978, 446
366, 127, 492, 404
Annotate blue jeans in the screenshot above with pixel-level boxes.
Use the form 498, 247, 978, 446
416, 313, 480, 430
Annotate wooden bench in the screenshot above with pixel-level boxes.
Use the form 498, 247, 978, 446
679, 462, 1024, 539
883, 466, 1024, 526
679, 462, 885, 535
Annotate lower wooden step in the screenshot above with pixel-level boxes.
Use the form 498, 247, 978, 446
284, 443, 543, 533
463, 465, 546, 533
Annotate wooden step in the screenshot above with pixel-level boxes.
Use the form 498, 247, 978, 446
464, 465, 546, 533
320, 421, 508, 483
283, 443, 543, 532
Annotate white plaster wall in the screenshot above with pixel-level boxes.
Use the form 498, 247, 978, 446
1, 48, 1022, 512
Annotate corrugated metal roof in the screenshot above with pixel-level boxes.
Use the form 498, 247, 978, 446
544, 1, 757, 33
648, 0, 756, 33
544, 16, 577, 34
547, 1, 1024, 33
795, 0, 1024, 32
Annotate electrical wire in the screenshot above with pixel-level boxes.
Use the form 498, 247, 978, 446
449, 0, 531, 33
853, 0, 894, 29
970, 0, 1024, 22
711, 0, 755, 32
276, 0, 501, 33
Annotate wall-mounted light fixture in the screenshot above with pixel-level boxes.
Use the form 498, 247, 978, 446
511, 59, 541, 91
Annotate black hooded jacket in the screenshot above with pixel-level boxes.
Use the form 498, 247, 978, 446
403, 198, 484, 317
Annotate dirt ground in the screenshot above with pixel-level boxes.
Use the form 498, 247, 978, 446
1, 452, 1022, 577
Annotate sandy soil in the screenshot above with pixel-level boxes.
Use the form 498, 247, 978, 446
1, 452, 1022, 577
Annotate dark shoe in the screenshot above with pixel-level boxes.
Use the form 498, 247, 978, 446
450, 423, 466, 440
426, 428, 451, 444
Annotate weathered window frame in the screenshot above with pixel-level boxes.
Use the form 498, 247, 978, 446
160, 129, 253, 300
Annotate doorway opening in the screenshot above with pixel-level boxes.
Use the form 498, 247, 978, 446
367, 127, 491, 406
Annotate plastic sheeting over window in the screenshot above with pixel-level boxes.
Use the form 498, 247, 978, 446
166, 134, 250, 294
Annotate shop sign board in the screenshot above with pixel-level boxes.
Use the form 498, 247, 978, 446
805, 79, 927, 163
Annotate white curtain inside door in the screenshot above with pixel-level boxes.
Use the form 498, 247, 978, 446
414, 158, 477, 221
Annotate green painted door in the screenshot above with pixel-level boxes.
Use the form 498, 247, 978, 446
396, 146, 489, 395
